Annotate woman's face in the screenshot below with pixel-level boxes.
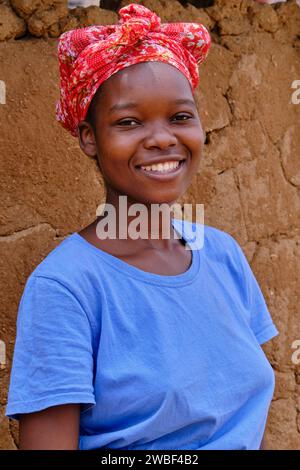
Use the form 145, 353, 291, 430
78, 61, 205, 206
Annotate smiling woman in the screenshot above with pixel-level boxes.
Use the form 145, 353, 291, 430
78, 61, 204, 209
5, 3, 279, 451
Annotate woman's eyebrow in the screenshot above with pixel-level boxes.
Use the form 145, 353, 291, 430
109, 98, 196, 113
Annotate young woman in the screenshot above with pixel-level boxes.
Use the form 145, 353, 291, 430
6, 3, 278, 450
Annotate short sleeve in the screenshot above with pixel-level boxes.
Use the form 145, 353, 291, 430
5, 275, 96, 421
229, 236, 279, 345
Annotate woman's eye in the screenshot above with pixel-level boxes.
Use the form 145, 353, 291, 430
118, 119, 139, 126
173, 114, 192, 121
117, 114, 192, 126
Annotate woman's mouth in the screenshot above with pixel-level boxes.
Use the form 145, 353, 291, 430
135, 159, 186, 180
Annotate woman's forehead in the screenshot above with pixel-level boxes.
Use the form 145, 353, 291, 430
100, 62, 194, 105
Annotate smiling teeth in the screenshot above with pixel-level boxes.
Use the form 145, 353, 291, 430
141, 161, 180, 172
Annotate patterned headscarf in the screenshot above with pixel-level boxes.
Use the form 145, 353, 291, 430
55, 3, 211, 137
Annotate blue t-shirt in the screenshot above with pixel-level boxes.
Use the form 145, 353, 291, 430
5, 218, 279, 450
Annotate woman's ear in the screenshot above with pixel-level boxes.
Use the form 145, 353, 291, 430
77, 121, 97, 159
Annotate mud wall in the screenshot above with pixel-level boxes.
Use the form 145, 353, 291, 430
0, 0, 299, 449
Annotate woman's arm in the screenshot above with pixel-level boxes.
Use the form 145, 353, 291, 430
19, 404, 80, 450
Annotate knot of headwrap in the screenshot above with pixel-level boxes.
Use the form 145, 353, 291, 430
56, 3, 211, 137
115, 4, 161, 45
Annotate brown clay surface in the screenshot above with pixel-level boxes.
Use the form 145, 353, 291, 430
0, 0, 299, 449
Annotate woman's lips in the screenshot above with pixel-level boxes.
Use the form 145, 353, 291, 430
135, 159, 186, 180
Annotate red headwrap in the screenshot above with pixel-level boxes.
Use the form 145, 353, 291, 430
55, 3, 211, 137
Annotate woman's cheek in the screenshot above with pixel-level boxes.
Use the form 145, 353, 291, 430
111, 132, 136, 151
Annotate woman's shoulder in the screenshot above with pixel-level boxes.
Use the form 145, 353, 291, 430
175, 218, 241, 254
184, 219, 249, 271
202, 224, 240, 249
27, 232, 102, 287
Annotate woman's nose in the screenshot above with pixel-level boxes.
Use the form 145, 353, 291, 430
143, 124, 178, 149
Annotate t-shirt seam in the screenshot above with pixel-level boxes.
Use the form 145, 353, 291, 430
70, 235, 201, 287
223, 232, 265, 330
6, 392, 96, 409
30, 274, 95, 335
253, 321, 278, 339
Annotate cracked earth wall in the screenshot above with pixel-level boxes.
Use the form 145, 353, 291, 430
0, 0, 299, 449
